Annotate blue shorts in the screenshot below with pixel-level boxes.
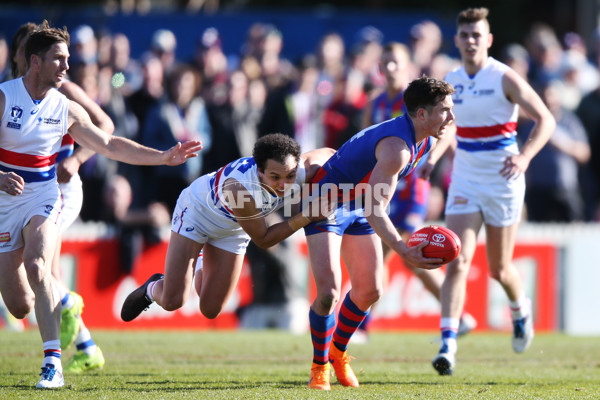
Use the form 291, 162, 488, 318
304, 203, 375, 237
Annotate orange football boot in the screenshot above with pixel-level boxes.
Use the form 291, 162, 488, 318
329, 345, 359, 387
308, 362, 331, 390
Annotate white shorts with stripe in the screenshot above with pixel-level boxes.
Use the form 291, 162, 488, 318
0, 179, 61, 252
445, 172, 525, 227
58, 172, 83, 232
170, 174, 251, 255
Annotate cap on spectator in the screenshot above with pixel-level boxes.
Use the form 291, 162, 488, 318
71, 25, 95, 46
200, 27, 221, 50
152, 29, 176, 53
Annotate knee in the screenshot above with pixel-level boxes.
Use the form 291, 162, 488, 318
22, 258, 47, 284
200, 303, 223, 320
161, 295, 186, 312
6, 296, 35, 319
489, 265, 511, 283
316, 290, 340, 313
352, 287, 382, 309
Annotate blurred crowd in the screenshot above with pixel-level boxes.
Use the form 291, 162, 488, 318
2, 17, 600, 330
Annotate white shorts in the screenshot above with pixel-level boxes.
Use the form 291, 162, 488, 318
58, 173, 83, 232
171, 182, 251, 255
0, 179, 61, 252
445, 173, 525, 227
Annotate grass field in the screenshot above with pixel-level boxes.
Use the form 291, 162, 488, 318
0, 329, 598, 399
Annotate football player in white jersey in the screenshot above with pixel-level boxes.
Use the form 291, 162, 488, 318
10, 21, 113, 374
0, 21, 202, 389
120, 134, 333, 325
419, 8, 555, 376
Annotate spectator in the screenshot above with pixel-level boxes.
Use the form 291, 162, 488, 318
205, 69, 262, 173
0, 34, 10, 82
109, 33, 143, 96
524, 80, 591, 222
409, 20, 443, 77
142, 64, 212, 212
150, 28, 177, 76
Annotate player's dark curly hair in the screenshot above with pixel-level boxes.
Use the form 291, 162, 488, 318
253, 133, 301, 171
24, 20, 70, 70
404, 75, 455, 118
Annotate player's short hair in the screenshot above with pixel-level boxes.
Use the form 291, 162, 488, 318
404, 75, 455, 117
456, 7, 490, 30
24, 20, 70, 69
10, 22, 38, 78
253, 133, 301, 171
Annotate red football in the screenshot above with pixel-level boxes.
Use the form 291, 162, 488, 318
406, 225, 462, 263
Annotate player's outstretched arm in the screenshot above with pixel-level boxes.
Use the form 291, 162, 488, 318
67, 100, 202, 166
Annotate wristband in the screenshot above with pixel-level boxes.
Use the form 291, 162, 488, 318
288, 214, 311, 231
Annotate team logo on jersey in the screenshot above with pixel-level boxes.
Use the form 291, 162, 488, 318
44, 205, 54, 215
7, 105, 23, 129
0, 232, 10, 243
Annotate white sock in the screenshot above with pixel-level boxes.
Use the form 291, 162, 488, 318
42, 340, 62, 371
61, 292, 74, 310
75, 322, 97, 355
510, 294, 527, 320
146, 280, 159, 301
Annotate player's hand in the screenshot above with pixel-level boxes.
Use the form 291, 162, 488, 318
303, 193, 336, 222
500, 154, 529, 180
400, 241, 444, 270
417, 161, 435, 180
164, 141, 203, 166
0, 171, 24, 195
56, 156, 81, 183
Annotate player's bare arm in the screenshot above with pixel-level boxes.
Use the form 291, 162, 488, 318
366, 136, 443, 269
301, 147, 335, 182
57, 81, 116, 183
500, 68, 556, 179
226, 178, 310, 249
67, 100, 202, 166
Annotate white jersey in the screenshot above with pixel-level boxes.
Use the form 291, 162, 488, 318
445, 57, 520, 183
0, 78, 69, 182
171, 156, 305, 254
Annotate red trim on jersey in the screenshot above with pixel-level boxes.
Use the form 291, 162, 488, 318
0, 148, 58, 168
61, 134, 74, 146
456, 122, 517, 139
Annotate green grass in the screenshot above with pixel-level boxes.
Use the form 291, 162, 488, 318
0, 329, 598, 399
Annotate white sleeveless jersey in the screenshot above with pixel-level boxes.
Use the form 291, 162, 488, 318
177, 156, 305, 235
0, 78, 69, 182
445, 57, 520, 182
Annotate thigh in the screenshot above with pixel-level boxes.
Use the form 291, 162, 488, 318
446, 212, 483, 269
341, 233, 383, 292
163, 231, 204, 302
22, 215, 59, 270
485, 222, 519, 272
306, 231, 343, 293
198, 243, 245, 308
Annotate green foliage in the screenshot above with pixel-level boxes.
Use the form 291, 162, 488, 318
0, 330, 598, 399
